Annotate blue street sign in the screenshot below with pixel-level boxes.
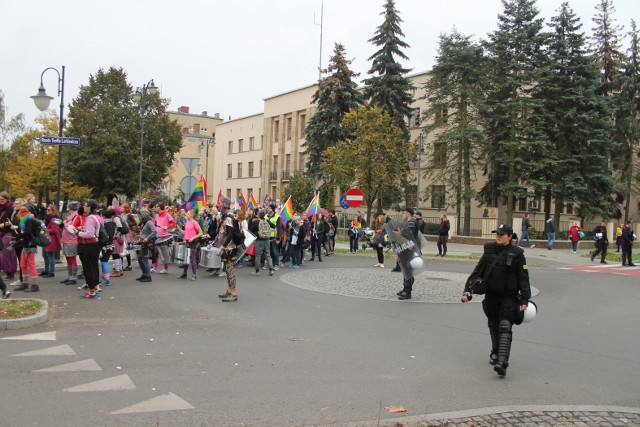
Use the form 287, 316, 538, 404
340, 195, 350, 209
39, 136, 81, 146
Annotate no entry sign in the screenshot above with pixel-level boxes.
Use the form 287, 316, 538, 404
345, 187, 365, 208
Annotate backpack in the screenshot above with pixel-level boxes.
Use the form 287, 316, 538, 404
258, 219, 271, 239
33, 219, 51, 247
119, 216, 130, 235
91, 215, 110, 247
232, 218, 245, 246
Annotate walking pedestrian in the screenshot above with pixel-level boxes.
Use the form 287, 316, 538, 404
591, 219, 609, 264
437, 213, 450, 256
517, 213, 535, 248
176, 209, 203, 280
461, 224, 531, 377
621, 220, 635, 267
545, 216, 555, 250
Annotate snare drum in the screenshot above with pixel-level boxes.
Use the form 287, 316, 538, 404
156, 235, 174, 246
199, 246, 222, 269
171, 243, 190, 265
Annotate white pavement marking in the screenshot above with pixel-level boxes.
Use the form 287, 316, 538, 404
33, 358, 102, 372
10, 344, 75, 357
64, 374, 136, 392
1, 331, 57, 341
109, 392, 195, 415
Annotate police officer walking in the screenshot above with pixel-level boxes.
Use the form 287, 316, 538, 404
591, 219, 609, 264
461, 224, 531, 377
621, 220, 636, 267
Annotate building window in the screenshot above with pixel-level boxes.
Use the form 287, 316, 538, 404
286, 117, 292, 140
226, 189, 231, 198
518, 197, 528, 212
299, 114, 306, 137
259, 160, 263, 177
201, 127, 208, 133
228, 140, 233, 154
406, 185, 417, 207
299, 153, 305, 171
238, 139, 243, 152
249, 136, 255, 151
274, 120, 280, 143
271, 155, 278, 180
408, 108, 421, 128
197, 163, 201, 175
431, 185, 446, 209
248, 161, 254, 177
197, 144, 203, 155
237, 162, 243, 178
227, 163, 232, 179
434, 105, 448, 125
565, 203, 574, 215
247, 188, 253, 200
433, 142, 447, 168
283, 154, 291, 180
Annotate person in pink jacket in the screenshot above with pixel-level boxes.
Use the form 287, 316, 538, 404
152, 203, 176, 274
42, 204, 62, 277
77, 200, 103, 298
60, 201, 80, 285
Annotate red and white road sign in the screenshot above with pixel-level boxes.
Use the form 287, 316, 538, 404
345, 187, 365, 208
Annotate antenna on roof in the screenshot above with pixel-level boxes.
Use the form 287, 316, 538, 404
313, 1, 324, 81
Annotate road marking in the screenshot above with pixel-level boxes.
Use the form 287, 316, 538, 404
110, 392, 194, 415
562, 265, 640, 277
64, 374, 136, 392
1, 331, 57, 341
33, 358, 102, 372
11, 344, 75, 357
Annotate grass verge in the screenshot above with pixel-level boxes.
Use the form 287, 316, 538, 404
0, 299, 42, 320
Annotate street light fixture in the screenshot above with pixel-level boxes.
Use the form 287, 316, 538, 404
200, 137, 215, 201
133, 80, 158, 208
31, 66, 65, 207
416, 133, 425, 210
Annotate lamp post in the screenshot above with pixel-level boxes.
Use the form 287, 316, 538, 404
200, 137, 215, 202
416, 133, 425, 210
31, 66, 65, 207
133, 80, 158, 208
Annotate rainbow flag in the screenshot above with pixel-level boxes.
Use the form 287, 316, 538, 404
180, 176, 207, 211
237, 192, 247, 211
305, 192, 320, 217
279, 196, 294, 226
216, 189, 223, 204
248, 192, 259, 210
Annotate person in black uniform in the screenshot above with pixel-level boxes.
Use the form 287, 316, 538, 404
461, 224, 531, 377
591, 219, 608, 264
391, 207, 420, 300
621, 220, 636, 267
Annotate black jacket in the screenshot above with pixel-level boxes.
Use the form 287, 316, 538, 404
438, 219, 450, 236
465, 242, 531, 304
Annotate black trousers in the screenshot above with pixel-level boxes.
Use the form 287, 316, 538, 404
78, 242, 101, 288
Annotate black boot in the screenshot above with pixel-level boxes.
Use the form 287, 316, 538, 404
14, 283, 29, 291
488, 321, 499, 365
398, 277, 413, 300
25, 285, 40, 293
494, 320, 512, 377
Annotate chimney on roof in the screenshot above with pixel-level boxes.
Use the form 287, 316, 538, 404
202, 111, 207, 116
193, 123, 201, 134
178, 106, 189, 113
214, 113, 220, 119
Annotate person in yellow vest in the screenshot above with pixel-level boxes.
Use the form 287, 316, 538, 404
266, 203, 282, 271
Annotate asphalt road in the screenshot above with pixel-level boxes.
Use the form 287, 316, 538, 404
1, 250, 639, 427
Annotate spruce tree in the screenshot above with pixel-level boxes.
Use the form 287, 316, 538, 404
363, 0, 414, 139
422, 29, 487, 235
304, 43, 363, 181
590, 0, 625, 97
532, 2, 613, 224
614, 20, 640, 220
480, 0, 545, 224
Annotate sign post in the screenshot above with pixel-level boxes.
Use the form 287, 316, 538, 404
345, 187, 365, 208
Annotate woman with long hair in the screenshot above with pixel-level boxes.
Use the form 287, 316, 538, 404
76, 200, 103, 298
176, 209, 203, 281
11, 198, 40, 292
0, 191, 17, 282
42, 204, 62, 277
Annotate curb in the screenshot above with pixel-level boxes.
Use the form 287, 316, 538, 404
320, 405, 640, 427
0, 298, 49, 331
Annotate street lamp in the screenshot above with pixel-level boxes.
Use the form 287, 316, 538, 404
415, 133, 425, 210
133, 80, 158, 208
31, 66, 65, 207
200, 137, 215, 201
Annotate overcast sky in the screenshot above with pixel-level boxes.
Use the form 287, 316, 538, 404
1, 0, 638, 129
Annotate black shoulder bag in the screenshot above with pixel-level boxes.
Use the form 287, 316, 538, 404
468, 253, 502, 295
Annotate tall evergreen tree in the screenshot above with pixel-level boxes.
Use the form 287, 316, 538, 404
422, 29, 487, 235
363, 0, 414, 139
304, 43, 363, 181
66, 67, 183, 202
480, 0, 545, 224
590, 0, 625, 97
532, 2, 613, 224
614, 20, 640, 220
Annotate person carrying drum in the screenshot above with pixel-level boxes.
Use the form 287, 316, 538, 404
152, 203, 176, 274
